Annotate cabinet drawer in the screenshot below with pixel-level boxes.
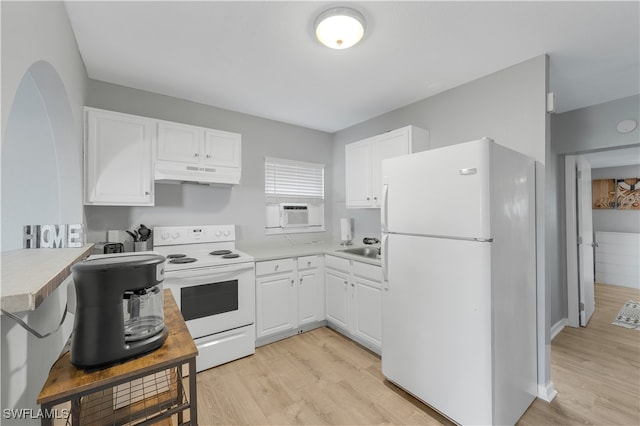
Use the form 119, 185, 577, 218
352, 261, 382, 282
256, 258, 295, 276
325, 255, 350, 273
297, 255, 320, 270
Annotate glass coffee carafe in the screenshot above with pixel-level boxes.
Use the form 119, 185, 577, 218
123, 283, 165, 342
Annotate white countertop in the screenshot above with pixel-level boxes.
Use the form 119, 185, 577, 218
1, 244, 94, 313
238, 239, 381, 266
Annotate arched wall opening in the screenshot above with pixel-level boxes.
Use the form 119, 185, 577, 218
1, 60, 82, 250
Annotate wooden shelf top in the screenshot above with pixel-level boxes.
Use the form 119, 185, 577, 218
37, 290, 197, 405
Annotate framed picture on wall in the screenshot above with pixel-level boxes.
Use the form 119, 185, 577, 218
616, 178, 640, 210
592, 177, 640, 210
592, 179, 616, 209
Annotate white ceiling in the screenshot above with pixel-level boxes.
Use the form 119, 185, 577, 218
64, 1, 639, 133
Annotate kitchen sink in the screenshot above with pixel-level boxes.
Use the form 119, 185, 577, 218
340, 246, 380, 259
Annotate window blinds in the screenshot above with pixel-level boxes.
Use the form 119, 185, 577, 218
265, 157, 325, 199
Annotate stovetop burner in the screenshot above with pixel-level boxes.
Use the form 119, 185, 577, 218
167, 254, 187, 259
210, 250, 232, 256
222, 253, 240, 259
169, 257, 197, 264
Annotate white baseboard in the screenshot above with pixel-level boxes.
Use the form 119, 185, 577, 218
551, 318, 568, 340
537, 381, 558, 402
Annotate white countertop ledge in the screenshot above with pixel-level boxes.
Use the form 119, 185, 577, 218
1, 244, 94, 313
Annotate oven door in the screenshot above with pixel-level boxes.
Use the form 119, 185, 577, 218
164, 262, 255, 339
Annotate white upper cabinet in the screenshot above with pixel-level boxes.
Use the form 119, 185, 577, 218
345, 125, 429, 208
155, 120, 242, 185
157, 121, 201, 164
203, 129, 241, 168
345, 139, 373, 207
84, 108, 155, 206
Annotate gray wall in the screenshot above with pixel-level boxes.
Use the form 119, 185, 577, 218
553, 95, 640, 155
1, 1, 87, 422
550, 95, 640, 325
331, 55, 548, 242
84, 80, 333, 244
592, 165, 640, 233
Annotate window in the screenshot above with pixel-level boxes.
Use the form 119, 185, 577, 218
265, 157, 325, 234
265, 157, 324, 200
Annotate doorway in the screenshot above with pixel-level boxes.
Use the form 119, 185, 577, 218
564, 145, 640, 327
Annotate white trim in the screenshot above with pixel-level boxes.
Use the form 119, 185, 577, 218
551, 318, 568, 340
537, 381, 558, 402
565, 155, 580, 328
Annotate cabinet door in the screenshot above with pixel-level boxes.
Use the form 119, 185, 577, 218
345, 139, 373, 208
298, 268, 322, 326
371, 129, 410, 207
85, 109, 154, 205
203, 129, 241, 168
256, 272, 297, 338
325, 268, 350, 329
156, 121, 201, 164
351, 274, 383, 350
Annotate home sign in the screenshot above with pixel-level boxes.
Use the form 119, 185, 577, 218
23, 224, 84, 249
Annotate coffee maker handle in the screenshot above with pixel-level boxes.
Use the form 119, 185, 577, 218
67, 279, 77, 315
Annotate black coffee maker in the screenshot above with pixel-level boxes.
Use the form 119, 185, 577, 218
70, 253, 169, 368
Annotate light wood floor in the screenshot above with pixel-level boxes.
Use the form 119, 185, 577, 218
519, 283, 640, 426
195, 283, 640, 425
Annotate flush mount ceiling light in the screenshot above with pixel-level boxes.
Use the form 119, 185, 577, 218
314, 7, 366, 50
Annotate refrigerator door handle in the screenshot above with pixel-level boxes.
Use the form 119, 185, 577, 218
381, 233, 389, 288
381, 183, 389, 233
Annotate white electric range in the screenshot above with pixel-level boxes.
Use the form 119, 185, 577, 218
153, 225, 255, 372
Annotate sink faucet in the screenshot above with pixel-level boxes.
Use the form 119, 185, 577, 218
363, 237, 381, 256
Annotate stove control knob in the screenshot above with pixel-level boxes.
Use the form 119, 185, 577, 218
171, 232, 180, 240
223, 230, 230, 237
161, 232, 170, 240
215, 231, 222, 237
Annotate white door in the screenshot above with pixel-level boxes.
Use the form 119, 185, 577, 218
381, 233, 493, 425
203, 129, 241, 168
382, 138, 492, 239
298, 268, 320, 326
256, 272, 297, 338
325, 269, 349, 329
85, 109, 154, 205
577, 156, 595, 326
156, 121, 201, 164
370, 130, 410, 207
351, 275, 382, 349
345, 139, 373, 207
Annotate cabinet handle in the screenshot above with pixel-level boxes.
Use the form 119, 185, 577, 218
144, 191, 150, 195
307, 261, 311, 267
194, 153, 199, 157
351, 282, 354, 287
291, 279, 294, 285
206, 154, 211, 158
366, 197, 370, 201
275, 265, 279, 271
374, 197, 377, 201
300, 277, 303, 284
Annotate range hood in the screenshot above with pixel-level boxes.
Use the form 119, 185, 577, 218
154, 162, 240, 185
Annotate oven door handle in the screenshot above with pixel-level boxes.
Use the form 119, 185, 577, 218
165, 262, 254, 280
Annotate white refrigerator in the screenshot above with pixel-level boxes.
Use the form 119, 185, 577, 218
380, 138, 537, 425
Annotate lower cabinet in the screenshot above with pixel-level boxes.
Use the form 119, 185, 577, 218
325, 255, 383, 354
255, 255, 324, 345
325, 267, 350, 329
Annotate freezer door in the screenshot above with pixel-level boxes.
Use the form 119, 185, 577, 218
381, 233, 493, 425
382, 138, 491, 239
